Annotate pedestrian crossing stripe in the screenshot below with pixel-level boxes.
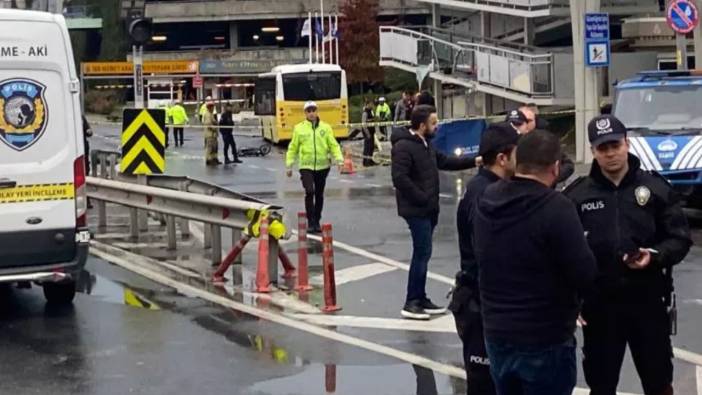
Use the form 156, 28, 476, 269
120, 109, 166, 175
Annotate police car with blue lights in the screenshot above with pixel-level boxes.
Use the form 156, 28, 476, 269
614, 70, 702, 207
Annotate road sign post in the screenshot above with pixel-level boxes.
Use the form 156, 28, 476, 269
667, 0, 700, 70
584, 12, 610, 67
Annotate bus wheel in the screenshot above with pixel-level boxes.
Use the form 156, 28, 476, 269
43, 281, 76, 305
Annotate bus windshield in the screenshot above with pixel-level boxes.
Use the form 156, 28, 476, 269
282, 72, 341, 101
615, 85, 702, 133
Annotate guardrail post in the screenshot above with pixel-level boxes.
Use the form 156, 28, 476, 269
178, 181, 190, 239
231, 229, 243, 265
99, 156, 107, 179
90, 151, 98, 177
137, 175, 148, 232
268, 237, 279, 286
97, 200, 107, 231
212, 225, 222, 265
109, 154, 118, 179
129, 208, 139, 240
166, 215, 177, 251
204, 224, 212, 249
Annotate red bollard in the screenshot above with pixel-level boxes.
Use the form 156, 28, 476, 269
296, 212, 313, 291
321, 223, 341, 312
279, 249, 297, 279
255, 217, 271, 293
325, 364, 337, 393
212, 234, 251, 283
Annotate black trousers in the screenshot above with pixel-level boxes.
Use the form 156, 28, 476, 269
221, 132, 238, 161
450, 285, 496, 395
582, 298, 673, 395
300, 168, 330, 226
174, 127, 184, 146
363, 128, 376, 166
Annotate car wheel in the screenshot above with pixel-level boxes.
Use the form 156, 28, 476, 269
43, 281, 76, 305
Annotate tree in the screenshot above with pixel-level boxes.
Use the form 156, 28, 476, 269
338, 0, 384, 88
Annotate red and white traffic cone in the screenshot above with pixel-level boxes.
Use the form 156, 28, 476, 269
255, 217, 271, 293
296, 212, 313, 292
321, 223, 341, 313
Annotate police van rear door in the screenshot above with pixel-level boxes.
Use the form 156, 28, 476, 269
0, 12, 82, 268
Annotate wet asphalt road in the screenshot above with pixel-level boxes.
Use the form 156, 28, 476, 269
2, 123, 700, 394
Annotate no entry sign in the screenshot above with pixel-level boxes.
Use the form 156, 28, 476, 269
667, 0, 700, 34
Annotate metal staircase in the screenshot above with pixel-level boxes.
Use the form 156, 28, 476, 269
379, 26, 574, 106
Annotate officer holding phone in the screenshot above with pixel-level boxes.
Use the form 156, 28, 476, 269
564, 115, 692, 395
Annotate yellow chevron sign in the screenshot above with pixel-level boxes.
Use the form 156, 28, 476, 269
120, 109, 166, 175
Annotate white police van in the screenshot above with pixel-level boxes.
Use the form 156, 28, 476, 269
0, 10, 90, 304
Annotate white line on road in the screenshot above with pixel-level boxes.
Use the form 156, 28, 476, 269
339, 179, 353, 184
439, 193, 453, 199
299, 231, 454, 285
249, 165, 260, 169
310, 262, 396, 286
366, 183, 382, 188
697, 365, 702, 395
264, 167, 277, 172
289, 313, 456, 333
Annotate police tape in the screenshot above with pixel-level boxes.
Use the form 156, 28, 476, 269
88, 108, 577, 132
0, 183, 74, 204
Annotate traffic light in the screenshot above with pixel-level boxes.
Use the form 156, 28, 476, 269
128, 17, 153, 45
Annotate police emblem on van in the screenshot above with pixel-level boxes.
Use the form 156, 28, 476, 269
0, 79, 48, 151
657, 139, 678, 152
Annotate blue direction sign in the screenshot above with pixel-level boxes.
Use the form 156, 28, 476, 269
585, 13, 610, 67
667, 0, 700, 34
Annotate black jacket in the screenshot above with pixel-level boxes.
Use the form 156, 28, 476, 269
490, 122, 574, 184
219, 111, 234, 134
391, 127, 476, 218
563, 154, 691, 303
474, 177, 597, 346
457, 168, 501, 284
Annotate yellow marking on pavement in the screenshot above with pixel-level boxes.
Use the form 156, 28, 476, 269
123, 288, 160, 310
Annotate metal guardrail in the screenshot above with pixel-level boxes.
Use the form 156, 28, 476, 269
379, 26, 555, 98
87, 150, 287, 279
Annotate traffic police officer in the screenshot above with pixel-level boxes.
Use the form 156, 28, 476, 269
564, 115, 692, 395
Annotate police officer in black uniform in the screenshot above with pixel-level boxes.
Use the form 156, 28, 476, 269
449, 124, 519, 395
564, 115, 691, 395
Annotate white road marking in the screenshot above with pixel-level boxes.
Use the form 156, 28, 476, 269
309, 262, 396, 286
264, 167, 277, 172
249, 165, 260, 169
89, 241, 467, 379
298, 231, 454, 285
439, 193, 453, 199
366, 183, 382, 188
339, 179, 353, 184
572, 389, 639, 395
289, 313, 456, 333
675, 347, 702, 366
697, 365, 702, 395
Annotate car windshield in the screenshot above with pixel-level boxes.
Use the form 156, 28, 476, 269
614, 85, 702, 134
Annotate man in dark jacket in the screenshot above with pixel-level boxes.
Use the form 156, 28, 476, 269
219, 104, 242, 164
450, 123, 518, 395
391, 105, 478, 320
502, 107, 575, 184
474, 130, 597, 395
564, 115, 691, 395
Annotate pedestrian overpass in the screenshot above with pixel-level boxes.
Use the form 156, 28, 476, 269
379, 26, 574, 106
